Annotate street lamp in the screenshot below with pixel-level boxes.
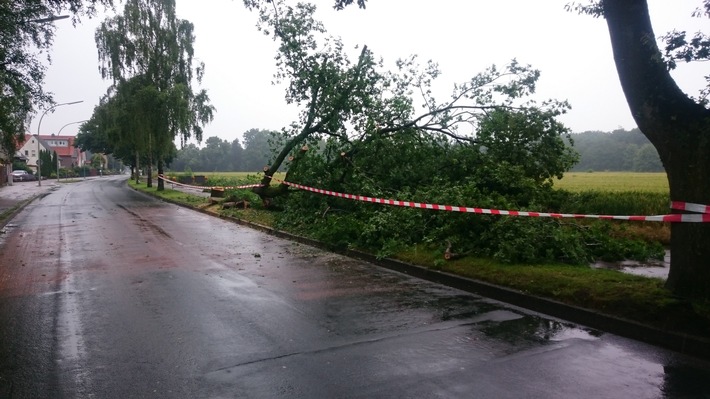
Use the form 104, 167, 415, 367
55, 120, 88, 181
37, 100, 83, 186
57, 119, 88, 135
27, 15, 69, 24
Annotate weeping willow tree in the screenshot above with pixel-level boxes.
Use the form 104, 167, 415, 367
77, 77, 157, 183
95, 0, 213, 189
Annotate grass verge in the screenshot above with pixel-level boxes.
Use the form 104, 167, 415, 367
129, 179, 710, 339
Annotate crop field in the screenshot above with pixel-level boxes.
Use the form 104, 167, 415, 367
554, 172, 669, 193
182, 171, 670, 194
184, 171, 284, 179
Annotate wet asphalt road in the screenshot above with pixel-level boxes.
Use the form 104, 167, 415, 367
0, 176, 709, 398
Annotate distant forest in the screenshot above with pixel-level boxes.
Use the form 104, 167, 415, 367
168, 127, 664, 173
569, 128, 663, 172
168, 128, 277, 173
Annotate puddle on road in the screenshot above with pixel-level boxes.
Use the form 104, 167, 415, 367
0, 223, 19, 246
478, 315, 601, 347
591, 250, 670, 279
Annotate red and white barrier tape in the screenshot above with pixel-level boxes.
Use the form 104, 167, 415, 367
671, 201, 710, 215
158, 174, 710, 223
158, 175, 263, 191
274, 179, 710, 223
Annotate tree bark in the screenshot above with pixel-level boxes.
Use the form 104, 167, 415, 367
603, 0, 710, 300
157, 158, 164, 191
134, 150, 140, 184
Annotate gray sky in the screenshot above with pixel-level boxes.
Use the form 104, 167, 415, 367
30, 0, 707, 146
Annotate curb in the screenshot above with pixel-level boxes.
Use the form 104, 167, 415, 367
0, 193, 43, 230
131, 182, 710, 359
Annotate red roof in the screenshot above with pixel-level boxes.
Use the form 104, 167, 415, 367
54, 147, 75, 157
39, 135, 81, 158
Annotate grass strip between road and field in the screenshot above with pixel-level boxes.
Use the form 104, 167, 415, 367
128, 178, 710, 340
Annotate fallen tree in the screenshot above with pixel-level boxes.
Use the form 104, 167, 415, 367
245, 1, 575, 205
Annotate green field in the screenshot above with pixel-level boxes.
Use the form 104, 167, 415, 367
171, 171, 286, 180
180, 171, 670, 194
554, 172, 669, 193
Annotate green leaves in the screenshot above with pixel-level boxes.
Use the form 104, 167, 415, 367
236, 0, 657, 266
90, 0, 214, 188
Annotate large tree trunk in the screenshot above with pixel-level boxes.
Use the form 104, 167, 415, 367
134, 151, 140, 184
157, 158, 165, 191
146, 153, 153, 188
603, 0, 710, 300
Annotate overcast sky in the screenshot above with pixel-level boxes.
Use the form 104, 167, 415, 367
30, 0, 707, 146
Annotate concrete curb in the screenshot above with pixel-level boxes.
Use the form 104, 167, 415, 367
132, 182, 710, 359
0, 193, 43, 230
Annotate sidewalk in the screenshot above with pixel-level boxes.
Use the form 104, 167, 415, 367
0, 179, 57, 227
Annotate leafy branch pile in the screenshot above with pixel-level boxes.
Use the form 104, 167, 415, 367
237, 0, 663, 265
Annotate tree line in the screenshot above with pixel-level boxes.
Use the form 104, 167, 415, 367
570, 128, 663, 172
168, 129, 277, 173
167, 127, 664, 174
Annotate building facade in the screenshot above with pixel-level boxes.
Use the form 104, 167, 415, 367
16, 135, 51, 173
40, 134, 86, 168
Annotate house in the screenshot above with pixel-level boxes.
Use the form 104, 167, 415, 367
40, 134, 86, 169
16, 134, 52, 174
12, 133, 87, 177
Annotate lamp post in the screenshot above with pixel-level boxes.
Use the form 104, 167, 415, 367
57, 119, 88, 135
55, 120, 88, 181
27, 15, 69, 24
37, 100, 83, 186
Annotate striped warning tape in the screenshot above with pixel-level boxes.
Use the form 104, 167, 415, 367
671, 201, 710, 215
273, 179, 710, 223
158, 174, 710, 223
158, 175, 263, 190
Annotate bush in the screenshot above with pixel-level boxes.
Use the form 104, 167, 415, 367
274, 176, 667, 266
268, 125, 666, 266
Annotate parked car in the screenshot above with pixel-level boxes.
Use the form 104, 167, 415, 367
11, 170, 37, 182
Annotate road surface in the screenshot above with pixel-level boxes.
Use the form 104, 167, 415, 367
0, 176, 708, 398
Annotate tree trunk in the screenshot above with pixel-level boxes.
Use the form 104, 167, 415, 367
603, 0, 710, 300
252, 130, 314, 203
147, 164, 153, 188
134, 151, 140, 184
146, 152, 153, 188
157, 158, 164, 191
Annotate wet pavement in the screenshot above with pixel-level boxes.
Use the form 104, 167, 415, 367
0, 178, 58, 221
0, 176, 709, 398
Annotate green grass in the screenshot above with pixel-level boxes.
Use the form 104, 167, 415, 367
396, 245, 709, 336
555, 172, 669, 193
131, 180, 209, 206
128, 175, 710, 338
